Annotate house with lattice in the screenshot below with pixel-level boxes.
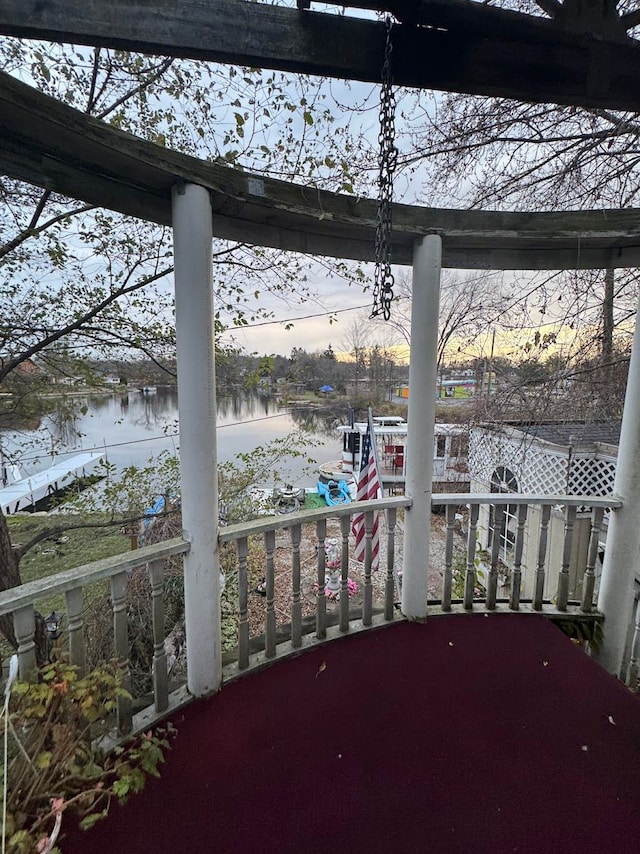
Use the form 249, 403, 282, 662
469, 422, 620, 602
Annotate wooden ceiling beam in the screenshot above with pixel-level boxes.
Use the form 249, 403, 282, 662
2, 71, 640, 272
337, 0, 557, 37
622, 8, 640, 30
380, 0, 631, 40
2, 0, 640, 110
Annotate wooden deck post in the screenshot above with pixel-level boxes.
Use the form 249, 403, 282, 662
401, 233, 442, 619
598, 289, 640, 678
172, 182, 222, 696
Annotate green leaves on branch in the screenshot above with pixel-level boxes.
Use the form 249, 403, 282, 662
3, 660, 174, 854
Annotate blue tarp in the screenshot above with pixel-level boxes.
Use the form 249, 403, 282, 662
317, 479, 351, 506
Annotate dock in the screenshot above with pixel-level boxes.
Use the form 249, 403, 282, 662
0, 451, 105, 514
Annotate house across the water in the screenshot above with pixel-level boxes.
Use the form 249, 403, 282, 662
395, 376, 478, 400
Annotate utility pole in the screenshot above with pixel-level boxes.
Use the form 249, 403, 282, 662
488, 328, 496, 396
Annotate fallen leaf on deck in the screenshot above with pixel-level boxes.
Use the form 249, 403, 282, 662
316, 661, 327, 678
542, 661, 549, 667
608, 715, 616, 726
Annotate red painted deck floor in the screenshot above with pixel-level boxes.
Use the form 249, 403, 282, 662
64, 615, 640, 853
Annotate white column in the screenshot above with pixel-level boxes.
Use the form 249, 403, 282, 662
401, 233, 442, 618
597, 290, 640, 677
171, 183, 221, 696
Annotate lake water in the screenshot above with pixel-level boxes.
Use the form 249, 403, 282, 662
0, 388, 343, 489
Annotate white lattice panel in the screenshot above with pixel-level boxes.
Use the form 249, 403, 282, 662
470, 428, 536, 491
468, 431, 493, 486
469, 427, 617, 496
520, 448, 567, 494
569, 457, 617, 495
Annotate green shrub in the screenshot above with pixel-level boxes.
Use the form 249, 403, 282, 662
2, 660, 174, 853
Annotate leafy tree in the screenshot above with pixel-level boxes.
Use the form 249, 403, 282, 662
214, 347, 247, 390
257, 356, 275, 379
0, 41, 364, 387
0, 39, 367, 625
323, 344, 336, 361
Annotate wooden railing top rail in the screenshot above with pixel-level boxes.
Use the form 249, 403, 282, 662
0, 492, 620, 615
432, 494, 622, 508
0, 537, 190, 616
219, 493, 621, 544
218, 495, 412, 542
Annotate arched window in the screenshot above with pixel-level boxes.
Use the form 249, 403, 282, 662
489, 466, 518, 561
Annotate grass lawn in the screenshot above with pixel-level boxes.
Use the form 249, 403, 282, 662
6, 513, 133, 616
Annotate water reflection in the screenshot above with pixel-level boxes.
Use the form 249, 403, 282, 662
46, 402, 82, 448
1, 389, 344, 484
124, 389, 180, 432
85, 395, 114, 413
216, 392, 278, 422
289, 404, 346, 438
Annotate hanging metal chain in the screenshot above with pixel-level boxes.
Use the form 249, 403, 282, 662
371, 15, 397, 321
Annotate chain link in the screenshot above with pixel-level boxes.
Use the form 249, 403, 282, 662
371, 15, 397, 321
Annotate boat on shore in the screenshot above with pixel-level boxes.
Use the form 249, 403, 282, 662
319, 415, 409, 484
319, 415, 470, 492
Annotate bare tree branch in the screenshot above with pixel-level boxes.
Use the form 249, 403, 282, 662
0, 203, 95, 260
0, 264, 173, 382
15, 507, 179, 562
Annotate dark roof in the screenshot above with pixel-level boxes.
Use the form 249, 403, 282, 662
514, 421, 621, 448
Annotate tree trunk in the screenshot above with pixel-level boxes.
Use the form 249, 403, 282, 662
0, 508, 21, 649
0, 508, 49, 663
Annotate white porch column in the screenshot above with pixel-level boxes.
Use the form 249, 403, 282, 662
171, 183, 221, 696
401, 233, 442, 618
597, 290, 640, 677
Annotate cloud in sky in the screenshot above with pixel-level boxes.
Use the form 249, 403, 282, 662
231, 310, 351, 354
223, 286, 371, 355
218, 257, 378, 354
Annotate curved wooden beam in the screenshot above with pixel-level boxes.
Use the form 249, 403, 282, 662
1, 71, 640, 271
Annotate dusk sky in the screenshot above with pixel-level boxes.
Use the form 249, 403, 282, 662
217, 258, 383, 355
229, 304, 366, 355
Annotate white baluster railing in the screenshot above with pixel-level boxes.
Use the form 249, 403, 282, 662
0, 538, 190, 736
219, 497, 410, 676
219, 494, 620, 674
0, 493, 626, 739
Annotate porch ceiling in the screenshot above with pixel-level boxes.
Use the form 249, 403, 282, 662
3, 0, 640, 112
2, 70, 640, 271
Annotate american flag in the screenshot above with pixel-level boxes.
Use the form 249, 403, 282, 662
351, 422, 381, 570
